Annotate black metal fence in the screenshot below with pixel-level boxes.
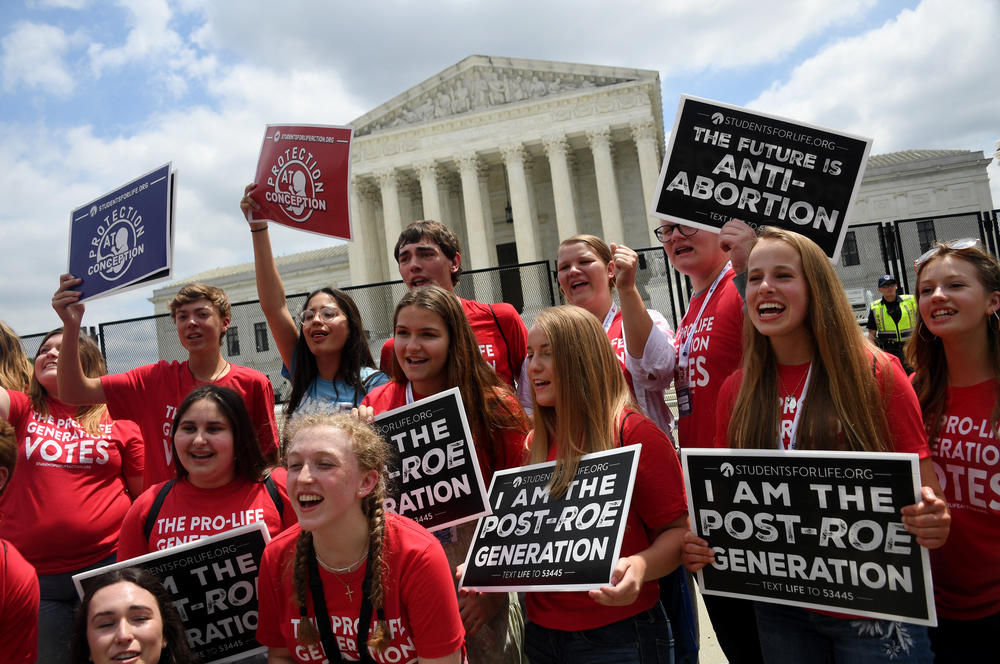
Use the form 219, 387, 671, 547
17, 209, 1000, 400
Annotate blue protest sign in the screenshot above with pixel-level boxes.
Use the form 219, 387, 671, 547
68, 163, 174, 301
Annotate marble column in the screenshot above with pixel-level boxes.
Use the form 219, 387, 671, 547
457, 153, 490, 270
543, 135, 579, 242
416, 161, 443, 222
348, 177, 370, 286
501, 143, 539, 263
376, 169, 403, 274
632, 120, 663, 247
587, 127, 625, 243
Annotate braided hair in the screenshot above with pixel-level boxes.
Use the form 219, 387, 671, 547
285, 413, 392, 652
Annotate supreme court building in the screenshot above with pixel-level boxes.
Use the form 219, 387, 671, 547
344, 55, 665, 286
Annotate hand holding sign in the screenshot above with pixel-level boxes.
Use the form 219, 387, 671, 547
240, 183, 268, 231
718, 219, 757, 274
52, 273, 85, 329
901, 485, 951, 549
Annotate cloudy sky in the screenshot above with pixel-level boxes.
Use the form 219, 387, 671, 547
2, 0, 998, 337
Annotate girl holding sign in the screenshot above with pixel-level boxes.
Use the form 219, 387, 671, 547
117, 384, 297, 559
362, 285, 529, 663
908, 239, 1000, 662
522, 304, 688, 663
554, 235, 675, 435
256, 412, 464, 663
241, 183, 389, 420
0, 328, 144, 664
683, 227, 950, 663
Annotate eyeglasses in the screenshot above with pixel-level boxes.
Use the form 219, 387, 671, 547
300, 306, 342, 325
914, 238, 983, 270
654, 223, 698, 242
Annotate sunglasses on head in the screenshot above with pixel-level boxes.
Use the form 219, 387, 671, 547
914, 238, 983, 270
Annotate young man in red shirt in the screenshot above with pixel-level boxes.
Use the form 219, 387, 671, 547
52, 277, 278, 488
380, 220, 528, 398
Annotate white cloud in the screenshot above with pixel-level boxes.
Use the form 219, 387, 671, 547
748, 0, 1000, 156
1, 21, 76, 94
0, 57, 365, 334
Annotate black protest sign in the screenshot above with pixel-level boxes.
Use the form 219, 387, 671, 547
460, 445, 640, 592
74, 522, 270, 664
372, 387, 489, 532
682, 449, 936, 626
651, 96, 872, 261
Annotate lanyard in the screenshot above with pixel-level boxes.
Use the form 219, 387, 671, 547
601, 303, 619, 332
784, 363, 813, 450
405, 382, 415, 405
678, 262, 731, 372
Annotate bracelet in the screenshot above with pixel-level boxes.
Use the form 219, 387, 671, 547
250, 226, 268, 233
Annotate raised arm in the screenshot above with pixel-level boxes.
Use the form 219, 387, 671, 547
611, 243, 654, 359
240, 183, 300, 371
52, 274, 106, 405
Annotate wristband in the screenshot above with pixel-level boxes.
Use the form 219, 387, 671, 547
250, 226, 268, 233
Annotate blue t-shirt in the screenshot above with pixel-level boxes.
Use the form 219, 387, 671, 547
283, 350, 389, 408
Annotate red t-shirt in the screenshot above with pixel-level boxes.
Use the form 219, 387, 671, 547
0, 390, 144, 574
675, 270, 743, 448
363, 381, 527, 488
117, 474, 296, 560
715, 353, 929, 457
102, 360, 278, 488
525, 411, 688, 631
256, 516, 465, 663
926, 379, 1000, 619
0, 538, 38, 664
380, 298, 527, 388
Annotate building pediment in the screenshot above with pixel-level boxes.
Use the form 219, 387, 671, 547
352, 55, 658, 136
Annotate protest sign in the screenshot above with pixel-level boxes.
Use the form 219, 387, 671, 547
682, 448, 936, 625
74, 522, 270, 664
650, 96, 872, 261
68, 163, 175, 301
372, 387, 489, 532
250, 124, 353, 239
460, 445, 640, 592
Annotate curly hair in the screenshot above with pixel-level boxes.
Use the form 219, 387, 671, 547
283, 413, 392, 652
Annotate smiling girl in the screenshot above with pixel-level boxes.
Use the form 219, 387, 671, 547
117, 384, 296, 559
523, 305, 687, 663
256, 413, 464, 663
70, 567, 194, 664
241, 184, 388, 420
682, 227, 950, 663
0, 328, 143, 664
555, 236, 675, 435
361, 285, 529, 662
907, 239, 1000, 662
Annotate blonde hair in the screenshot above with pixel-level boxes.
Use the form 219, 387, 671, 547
29, 328, 108, 436
527, 305, 635, 498
0, 321, 31, 392
283, 413, 391, 652
727, 228, 892, 452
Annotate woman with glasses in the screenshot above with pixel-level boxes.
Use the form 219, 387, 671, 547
554, 234, 675, 435
240, 184, 389, 421
657, 218, 762, 664
908, 238, 999, 662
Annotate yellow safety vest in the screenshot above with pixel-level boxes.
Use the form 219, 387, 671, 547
870, 294, 917, 343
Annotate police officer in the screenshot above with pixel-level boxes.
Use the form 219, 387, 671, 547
867, 274, 917, 370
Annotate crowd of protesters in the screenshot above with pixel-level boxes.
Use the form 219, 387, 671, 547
0, 169, 994, 664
